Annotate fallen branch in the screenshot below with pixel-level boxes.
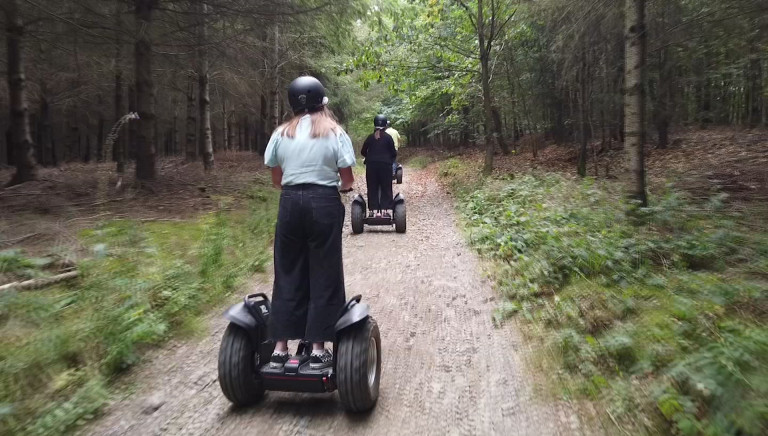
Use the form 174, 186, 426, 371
0, 233, 41, 247
66, 212, 112, 223
0, 271, 79, 293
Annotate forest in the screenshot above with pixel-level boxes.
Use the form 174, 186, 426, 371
1, 0, 767, 435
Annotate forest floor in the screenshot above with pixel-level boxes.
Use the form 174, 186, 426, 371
0, 153, 267, 262
77, 167, 593, 436
1, 127, 765, 435
403, 127, 768, 206
1, 152, 596, 435
424, 127, 768, 435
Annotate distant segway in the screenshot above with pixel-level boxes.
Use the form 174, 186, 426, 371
392, 164, 403, 184
218, 293, 381, 412
350, 192, 406, 234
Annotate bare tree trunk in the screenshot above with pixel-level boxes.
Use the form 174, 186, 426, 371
577, 43, 588, 177
97, 95, 105, 161
39, 97, 54, 167
624, 0, 648, 207
491, 107, 508, 153
185, 75, 197, 161
4, 0, 37, 186
271, 23, 280, 131
134, 0, 156, 181
748, 40, 762, 128
656, 47, 672, 149
172, 98, 178, 154
115, 68, 126, 174
222, 100, 229, 151
128, 85, 137, 160
197, 1, 213, 171
228, 106, 235, 153
478, 0, 495, 175
258, 95, 268, 154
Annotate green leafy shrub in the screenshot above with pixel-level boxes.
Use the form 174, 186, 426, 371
441, 167, 768, 435
0, 186, 278, 436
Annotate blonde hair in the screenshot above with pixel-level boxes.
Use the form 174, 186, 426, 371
280, 106, 340, 139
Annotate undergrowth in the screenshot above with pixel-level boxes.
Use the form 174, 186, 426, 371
438, 157, 768, 436
406, 155, 432, 169
0, 186, 278, 436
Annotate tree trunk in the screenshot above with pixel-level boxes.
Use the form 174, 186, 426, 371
4, 0, 37, 186
222, 100, 229, 151
172, 98, 178, 154
97, 96, 105, 161
655, 46, 672, 148
748, 40, 762, 128
127, 85, 137, 160
114, 68, 126, 174
185, 75, 197, 161
478, 0, 495, 175
228, 107, 236, 153
271, 23, 280, 131
197, 1, 213, 171
114, 0, 125, 173
624, 0, 648, 207
578, 44, 588, 177
39, 97, 54, 167
259, 95, 268, 154
134, 0, 156, 181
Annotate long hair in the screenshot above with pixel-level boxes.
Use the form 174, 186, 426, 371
280, 106, 340, 139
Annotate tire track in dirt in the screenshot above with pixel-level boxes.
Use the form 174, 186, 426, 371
81, 167, 595, 436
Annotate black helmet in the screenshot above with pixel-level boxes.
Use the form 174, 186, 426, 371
288, 76, 326, 114
374, 114, 387, 130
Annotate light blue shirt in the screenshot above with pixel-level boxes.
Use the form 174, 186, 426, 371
264, 115, 356, 187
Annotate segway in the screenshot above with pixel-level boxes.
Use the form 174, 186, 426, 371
350, 193, 406, 234
392, 164, 403, 184
218, 293, 381, 412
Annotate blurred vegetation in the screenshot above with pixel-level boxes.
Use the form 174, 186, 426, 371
439, 158, 768, 435
0, 187, 278, 436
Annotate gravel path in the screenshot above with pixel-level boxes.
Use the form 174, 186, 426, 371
81, 167, 593, 436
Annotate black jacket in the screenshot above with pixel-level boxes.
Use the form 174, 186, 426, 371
361, 132, 397, 164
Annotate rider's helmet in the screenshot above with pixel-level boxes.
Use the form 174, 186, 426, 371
288, 76, 327, 114
374, 114, 388, 130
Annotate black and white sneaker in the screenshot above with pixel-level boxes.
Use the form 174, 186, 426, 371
309, 349, 333, 370
269, 352, 290, 369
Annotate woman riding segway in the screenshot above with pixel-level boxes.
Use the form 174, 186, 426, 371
361, 115, 397, 218
263, 76, 356, 369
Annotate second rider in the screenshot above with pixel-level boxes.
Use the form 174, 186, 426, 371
361, 114, 397, 218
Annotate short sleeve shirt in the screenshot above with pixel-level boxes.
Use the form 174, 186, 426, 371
264, 115, 356, 187
385, 127, 401, 150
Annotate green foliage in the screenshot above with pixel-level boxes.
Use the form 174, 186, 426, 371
0, 187, 278, 436
407, 155, 431, 169
0, 250, 56, 281
442, 165, 768, 435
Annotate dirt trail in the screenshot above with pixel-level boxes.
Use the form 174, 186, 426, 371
82, 167, 592, 436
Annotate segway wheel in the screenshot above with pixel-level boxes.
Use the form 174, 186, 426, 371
395, 167, 403, 184
218, 324, 265, 406
351, 202, 365, 234
337, 318, 381, 413
394, 202, 406, 233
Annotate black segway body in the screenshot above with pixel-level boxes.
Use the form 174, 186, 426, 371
218, 294, 381, 412
350, 193, 406, 234
392, 164, 403, 184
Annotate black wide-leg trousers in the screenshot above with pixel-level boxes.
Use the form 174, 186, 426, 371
366, 161, 393, 211
269, 184, 346, 343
